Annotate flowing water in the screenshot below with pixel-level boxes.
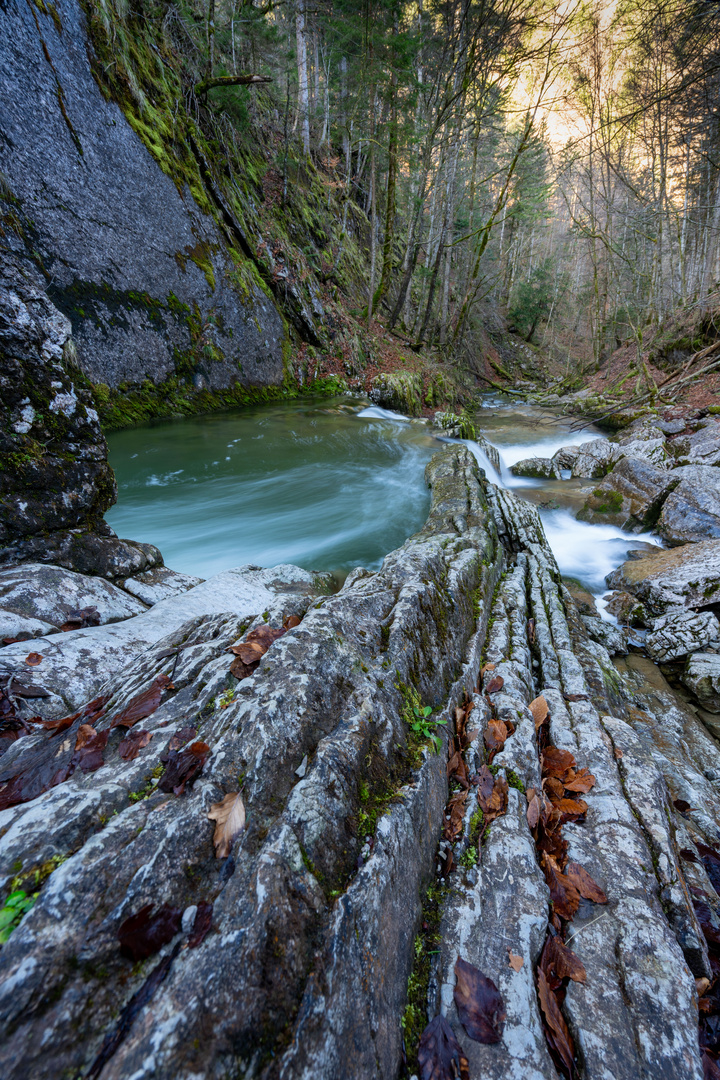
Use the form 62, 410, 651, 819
106, 395, 651, 603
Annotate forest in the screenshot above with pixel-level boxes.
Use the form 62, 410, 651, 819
91, 0, 720, 373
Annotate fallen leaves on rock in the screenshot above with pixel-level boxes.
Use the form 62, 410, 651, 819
453, 957, 506, 1044
443, 790, 468, 844
24, 652, 43, 666
207, 791, 246, 857
542, 853, 581, 921
508, 950, 524, 972
530, 695, 549, 730
565, 862, 608, 904
111, 674, 174, 728
117, 902, 182, 962
417, 1014, 469, 1080
485, 675, 504, 695
188, 900, 213, 948
477, 772, 508, 826
484, 718, 508, 754
537, 967, 575, 1076
0, 695, 110, 809
118, 729, 153, 761
159, 740, 209, 796
227, 622, 294, 680
540, 933, 586, 987
60, 606, 101, 632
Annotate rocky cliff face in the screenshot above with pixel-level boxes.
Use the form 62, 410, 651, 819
0, 0, 286, 399
0, 250, 162, 576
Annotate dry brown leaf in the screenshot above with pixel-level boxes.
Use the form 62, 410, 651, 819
542, 746, 577, 779
542, 852, 581, 921
25, 652, 43, 666
565, 861, 608, 904
230, 641, 266, 665
526, 788, 541, 829
484, 718, 507, 752
537, 967, 575, 1075
485, 675, 504, 695
508, 950, 524, 972
529, 695, 549, 730
454, 957, 506, 1044
208, 791, 246, 858
540, 934, 586, 985
75, 724, 97, 751
480, 662, 496, 676
563, 767, 596, 794
551, 796, 589, 823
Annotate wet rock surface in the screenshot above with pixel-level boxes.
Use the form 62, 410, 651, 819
0, 443, 713, 1080
606, 539, 720, 615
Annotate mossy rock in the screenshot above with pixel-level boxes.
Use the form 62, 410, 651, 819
369, 372, 423, 417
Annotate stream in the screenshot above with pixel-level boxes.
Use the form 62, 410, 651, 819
106, 395, 647, 603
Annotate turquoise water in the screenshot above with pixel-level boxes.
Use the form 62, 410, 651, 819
105, 398, 441, 580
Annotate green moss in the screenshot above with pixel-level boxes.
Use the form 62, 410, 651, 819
506, 769, 525, 793
401, 879, 447, 1071
590, 488, 623, 513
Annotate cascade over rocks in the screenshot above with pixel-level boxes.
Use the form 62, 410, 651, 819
0, 443, 715, 1080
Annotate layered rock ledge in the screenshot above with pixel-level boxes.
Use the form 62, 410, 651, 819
0, 444, 715, 1080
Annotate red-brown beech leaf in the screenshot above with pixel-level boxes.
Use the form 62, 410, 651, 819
563, 768, 596, 794
188, 900, 213, 948
537, 967, 575, 1076
117, 903, 182, 961
540, 933, 586, 986
542, 747, 577, 779
25, 652, 43, 666
283, 613, 302, 629
453, 957, 506, 1044
484, 718, 507, 752
72, 728, 108, 773
60, 606, 101, 632
542, 853, 581, 921
475, 763, 495, 804
159, 741, 209, 795
119, 730, 153, 762
485, 675, 504, 695
552, 797, 589, 824
111, 674, 173, 728
565, 862, 608, 904
417, 1014, 469, 1080
530, 695, 549, 729
166, 726, 197, 753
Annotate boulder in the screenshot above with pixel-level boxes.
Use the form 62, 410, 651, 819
510, 456, 560, 479
569, 438, 622, 478
120, 566, 204, 605
0, 612, 55, 643
646, 609, 720, 662
0, 526, 163, 579
668, 417, 720, 466
656, 464, 720, 545
612, 418, 668, 468
577, 457, 678, 528
682, 652, 720, 712
581, 614, 629, 655
0, 563, 146, 631
603, 590, 649, 626
0, 564, 330, 716
369, 372, 423, 416
606, 539, 720, 615
551, 445, 580, 471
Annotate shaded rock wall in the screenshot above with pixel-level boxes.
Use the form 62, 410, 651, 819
0, 0, 286, 394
